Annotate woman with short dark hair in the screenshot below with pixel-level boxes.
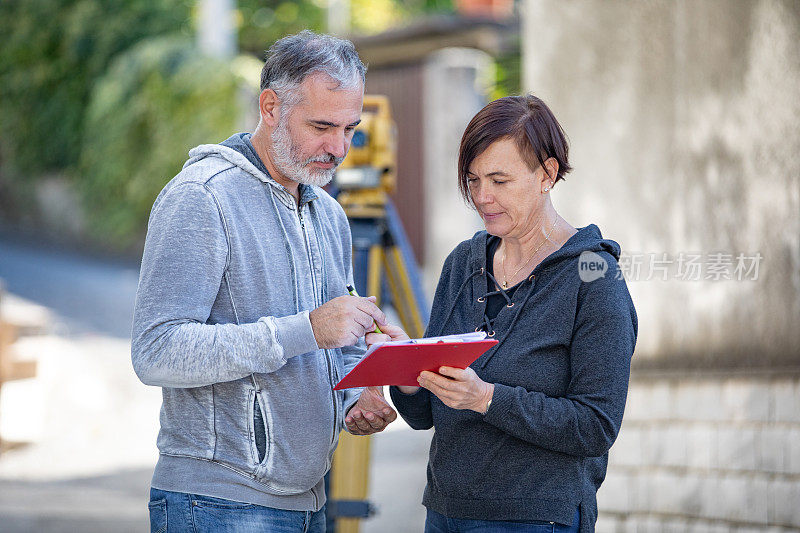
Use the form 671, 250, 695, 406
372, 94, 638, 532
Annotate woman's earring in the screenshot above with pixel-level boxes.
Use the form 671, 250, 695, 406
543, 186, 550, 192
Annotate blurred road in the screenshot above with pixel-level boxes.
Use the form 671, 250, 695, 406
0, 238, 140, 337
0, 237, 430, 532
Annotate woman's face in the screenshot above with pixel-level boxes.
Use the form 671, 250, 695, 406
467, 137, 550, 240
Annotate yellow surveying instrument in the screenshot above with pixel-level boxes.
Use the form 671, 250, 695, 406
325, 96, 430, 532
334, 95, 429, 338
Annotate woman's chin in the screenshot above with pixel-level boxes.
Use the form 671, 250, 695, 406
483, 222, 508, 237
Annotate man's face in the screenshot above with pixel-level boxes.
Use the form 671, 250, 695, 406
270, 73, 363, 187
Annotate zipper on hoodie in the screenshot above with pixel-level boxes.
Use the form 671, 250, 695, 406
297, 206, 340, 452
288, 201, 330, 513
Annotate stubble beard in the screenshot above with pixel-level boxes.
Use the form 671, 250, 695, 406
270, 115, 343, 188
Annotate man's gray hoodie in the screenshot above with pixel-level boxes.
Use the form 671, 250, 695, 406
131, 134, 364, 511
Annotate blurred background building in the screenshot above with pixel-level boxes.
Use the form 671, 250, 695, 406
0, 0, 798, 531
519, 1, 800, 531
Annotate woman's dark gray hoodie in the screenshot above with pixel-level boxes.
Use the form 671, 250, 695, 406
391, 225, 637, 532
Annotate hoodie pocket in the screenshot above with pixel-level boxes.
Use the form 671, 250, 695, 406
250, 373, 333, 493
248, 389, 270, 466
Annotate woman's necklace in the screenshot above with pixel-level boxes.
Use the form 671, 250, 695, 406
500, 218, 558, 289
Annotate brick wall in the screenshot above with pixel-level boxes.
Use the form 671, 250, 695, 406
597, 374, 800, 532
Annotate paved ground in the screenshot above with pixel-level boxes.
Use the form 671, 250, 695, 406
0, 236, 141, 338
0, 238, 431, 532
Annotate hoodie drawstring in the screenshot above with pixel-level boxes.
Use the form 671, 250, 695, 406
477, 273, 538, 369
268, 187, 300, 314
432, 268, 485, 338
308, 201, 328, 303
474, 270, 513, 338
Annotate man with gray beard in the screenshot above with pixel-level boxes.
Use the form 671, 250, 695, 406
132, 31, 397, 532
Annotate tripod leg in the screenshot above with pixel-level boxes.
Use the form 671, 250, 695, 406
383, 246, 426, 339
368, 245, 383, 307
381, 248, 414, 335
330, 430, 372, 533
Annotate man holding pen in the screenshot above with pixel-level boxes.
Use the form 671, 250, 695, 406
132, 31, 396, 532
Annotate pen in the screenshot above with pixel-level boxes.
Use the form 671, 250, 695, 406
346, 284, 383, 334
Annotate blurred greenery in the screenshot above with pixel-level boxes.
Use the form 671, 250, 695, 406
0, 0, 192, 176
237, 0, 326, 54
490, 38, 521, 100
0, 0, 519, 251
236, 0, 454, 56
78, 36, 243, 247
349, 0, 453, 36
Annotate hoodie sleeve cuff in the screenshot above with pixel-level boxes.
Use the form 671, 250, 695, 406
482, 382, 513, 423
389, 386, 429, 418
343, 388, 364, 415
272, 310, 319, 359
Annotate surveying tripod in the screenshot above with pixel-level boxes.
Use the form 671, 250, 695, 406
325, 96, 429, 533
345, 199, 429, 338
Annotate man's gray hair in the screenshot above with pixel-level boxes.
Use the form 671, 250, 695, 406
260, 30, 367, 109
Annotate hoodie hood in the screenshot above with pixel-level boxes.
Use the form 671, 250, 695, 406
469, 224, 622, 276
219, 132, 272, 177
185, 139, 272, 185
539, 223, 621, 265
185, 133, 318, 206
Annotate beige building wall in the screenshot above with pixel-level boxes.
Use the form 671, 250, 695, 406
522, 1, 800, 530
422, 48, 490, 295
523, 0, 800, 368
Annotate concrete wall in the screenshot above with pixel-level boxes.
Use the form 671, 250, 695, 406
422, 48, 490, 295
522, 1, 800, 530
598, 375, 800, 531
522, 0, 800, 369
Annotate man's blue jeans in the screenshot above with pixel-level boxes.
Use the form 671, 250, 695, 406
148, 488, 326, 533
424, 508, 580, 533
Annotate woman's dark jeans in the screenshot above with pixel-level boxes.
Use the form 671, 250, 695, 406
424, 507, 580, 533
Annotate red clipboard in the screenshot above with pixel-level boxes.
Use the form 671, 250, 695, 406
333, 337, 498, 390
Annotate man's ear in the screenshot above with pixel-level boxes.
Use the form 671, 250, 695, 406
259, 89, 280, 127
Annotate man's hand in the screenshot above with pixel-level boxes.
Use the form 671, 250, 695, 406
310, 295, 387, 349
418, 366, 494, 414
345, 386, 397, 435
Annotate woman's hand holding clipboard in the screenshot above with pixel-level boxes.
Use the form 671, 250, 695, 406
333, 331, 498, 390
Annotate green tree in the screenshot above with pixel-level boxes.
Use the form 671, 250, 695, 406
237, 0, 326, 56
0, 0, 191, 176
236, 0, 454, 55
79, 36, 243, 248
